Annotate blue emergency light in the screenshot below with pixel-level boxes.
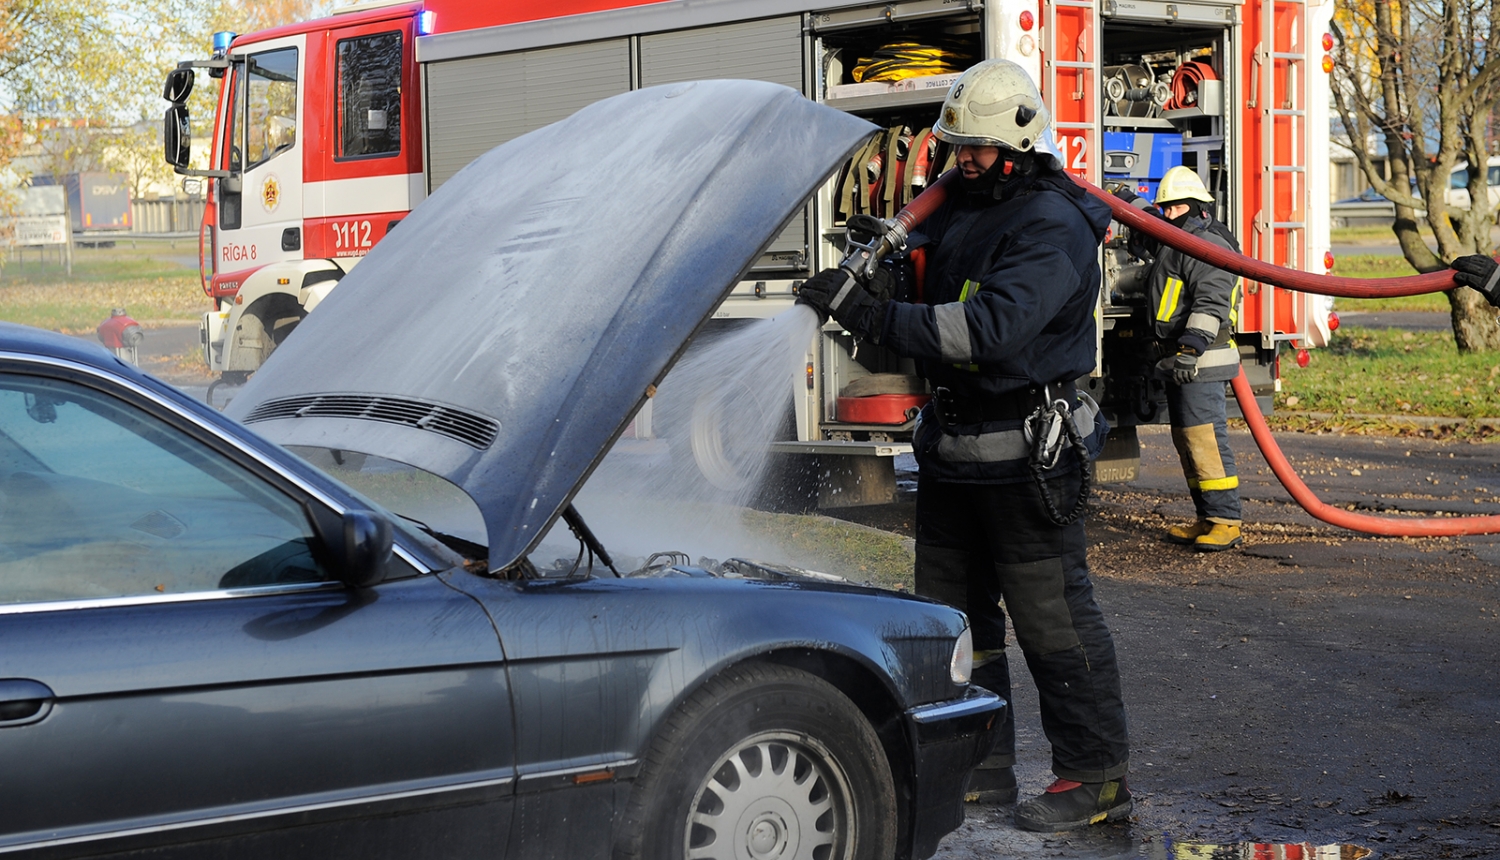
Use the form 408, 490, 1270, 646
417, 11, 436, 35
212, 31, 235, 55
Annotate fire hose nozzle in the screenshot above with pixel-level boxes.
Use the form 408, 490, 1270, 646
840, 214, 910, 279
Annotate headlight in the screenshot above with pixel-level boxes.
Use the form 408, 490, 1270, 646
949, 625, 973, 684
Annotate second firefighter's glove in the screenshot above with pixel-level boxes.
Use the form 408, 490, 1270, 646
795, 268, 888, 343
1450, 254, 1500, 307
1171, 347, 1201, 384
1111, 183, 1155, 211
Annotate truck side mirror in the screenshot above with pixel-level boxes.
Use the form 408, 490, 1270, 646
163, 68, 195, 104
164, 104, 190, 169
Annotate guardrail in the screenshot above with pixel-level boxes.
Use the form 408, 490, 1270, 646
1328, 200, 1396, 228
131, 198, 205, 234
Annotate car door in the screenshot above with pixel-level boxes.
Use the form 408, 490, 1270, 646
0, 363, 514, 859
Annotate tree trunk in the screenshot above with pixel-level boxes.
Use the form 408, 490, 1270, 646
1449, 287, 1500, 351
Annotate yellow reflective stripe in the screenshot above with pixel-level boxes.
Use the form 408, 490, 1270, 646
1197, 475, 1240, 491
953, 280, 981, 371
1156, 277, 1184, 323
1229, 279, 1241, 328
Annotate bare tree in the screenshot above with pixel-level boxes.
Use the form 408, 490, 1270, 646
1331, 0, 1500, 351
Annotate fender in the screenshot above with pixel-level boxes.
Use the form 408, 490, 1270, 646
205, 259, 355, 374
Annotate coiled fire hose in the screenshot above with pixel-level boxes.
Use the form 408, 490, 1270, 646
857, 168, 1500, 536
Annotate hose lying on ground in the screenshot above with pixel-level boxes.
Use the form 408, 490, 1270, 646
1229, 368, 1500, 535
874, 168, 1499, 536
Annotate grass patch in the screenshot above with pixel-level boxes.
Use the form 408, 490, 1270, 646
1327, 254, 1451, 312
0, 276, 209, 332
1277, 325, 1500, 419
4, 236, 201, 284
0, 237, 207, 332
741, 509, 914, 591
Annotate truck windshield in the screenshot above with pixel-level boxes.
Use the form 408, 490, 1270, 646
244, 47, 298, 170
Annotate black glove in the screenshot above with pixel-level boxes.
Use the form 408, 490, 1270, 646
1450, 255, 1500, 307
1111, 184, 1141, 204
795, 267, 888, 342
1171, 347, 1200, 384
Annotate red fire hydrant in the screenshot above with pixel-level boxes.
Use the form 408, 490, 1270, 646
97, 308, 144, 365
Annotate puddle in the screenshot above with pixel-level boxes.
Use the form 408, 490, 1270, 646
937, 824, 1374, 860
1146, 840, 1372, 859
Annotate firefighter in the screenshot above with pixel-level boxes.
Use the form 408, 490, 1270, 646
797, 58, 1131, 833
1448, 254, 1500, 306
1114, 166, 1245, 551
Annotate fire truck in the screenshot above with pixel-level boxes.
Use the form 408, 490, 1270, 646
162, 0, 1334, 506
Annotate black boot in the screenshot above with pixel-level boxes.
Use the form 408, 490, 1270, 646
1014, 778, 1131, 832
964, 761, 1017, 805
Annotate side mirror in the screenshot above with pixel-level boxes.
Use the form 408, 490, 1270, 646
164, 104, 190, 169
163, 67, 195, 104
305, 502, 393, 588
340, 509, 393, 588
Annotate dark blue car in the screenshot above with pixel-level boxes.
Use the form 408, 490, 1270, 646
0, 82, 1000, 860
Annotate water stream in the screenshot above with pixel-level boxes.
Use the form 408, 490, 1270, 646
551, 305, 823, 568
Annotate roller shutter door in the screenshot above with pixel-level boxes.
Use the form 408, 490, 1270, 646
425, 40, 630, 191
641, 18, 809, 271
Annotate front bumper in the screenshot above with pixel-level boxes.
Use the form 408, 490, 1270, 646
902, 687, 1005, 860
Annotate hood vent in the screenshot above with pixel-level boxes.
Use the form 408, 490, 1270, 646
243, 394, 499, 450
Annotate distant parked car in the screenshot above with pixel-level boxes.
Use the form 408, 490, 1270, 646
1445, 158, 1500, 211
1330, 187, 1397, 228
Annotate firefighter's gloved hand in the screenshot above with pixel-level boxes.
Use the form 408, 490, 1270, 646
1450, 255, 1500, 307
862, 265, 896, 303
1111, 184, 1154, 211
795, 268, 887, 342
794, 268, 848, 323
1171, 347, 1201, 384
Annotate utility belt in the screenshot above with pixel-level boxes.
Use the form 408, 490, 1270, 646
931, 381, 1078, 427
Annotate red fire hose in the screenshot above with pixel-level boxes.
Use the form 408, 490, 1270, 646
882, 168, 1498, 536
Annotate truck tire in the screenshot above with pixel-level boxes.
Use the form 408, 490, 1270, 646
615, 664, 896, 860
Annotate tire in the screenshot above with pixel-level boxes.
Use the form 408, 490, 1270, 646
616, 664, 897, 860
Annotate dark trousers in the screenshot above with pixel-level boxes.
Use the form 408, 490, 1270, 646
1166, 379, 1242, 523
913, 471, 1129, 782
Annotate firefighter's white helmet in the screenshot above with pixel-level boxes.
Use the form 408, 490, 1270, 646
1155, 166, 1214, 205
933, 59, 1063, 169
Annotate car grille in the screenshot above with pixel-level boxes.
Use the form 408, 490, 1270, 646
243, 394, 499, 450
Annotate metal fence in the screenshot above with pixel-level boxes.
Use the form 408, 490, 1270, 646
131, 198, 205, 235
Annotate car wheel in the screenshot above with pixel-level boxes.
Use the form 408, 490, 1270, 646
616, 664, 896, 860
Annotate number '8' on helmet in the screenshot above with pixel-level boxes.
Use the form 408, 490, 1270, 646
933, 59, 1054, 155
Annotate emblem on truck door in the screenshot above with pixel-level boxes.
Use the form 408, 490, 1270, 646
261, 174, 281, 213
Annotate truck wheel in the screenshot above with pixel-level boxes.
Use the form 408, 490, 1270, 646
616, 664, 896, 860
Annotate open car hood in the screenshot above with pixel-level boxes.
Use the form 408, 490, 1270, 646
226, 80, 874, 572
